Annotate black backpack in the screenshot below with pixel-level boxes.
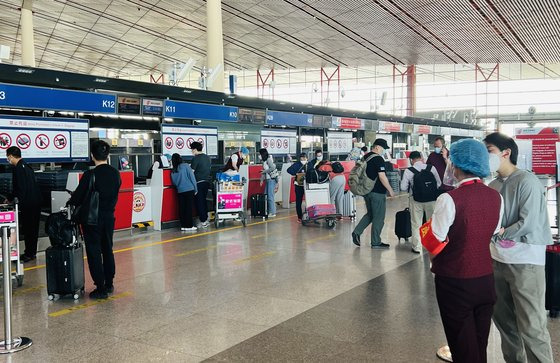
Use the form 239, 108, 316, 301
409, 165, 438, 203
332, 162, 344, 174
45, 211, 78, 247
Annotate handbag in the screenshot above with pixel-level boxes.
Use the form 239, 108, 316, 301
72, 172, 100, 226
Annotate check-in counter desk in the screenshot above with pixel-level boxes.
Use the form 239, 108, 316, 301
150, 165, 179, 230
65, 170, 134, 230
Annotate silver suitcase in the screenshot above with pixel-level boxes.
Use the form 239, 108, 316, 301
342, 190, 356, 218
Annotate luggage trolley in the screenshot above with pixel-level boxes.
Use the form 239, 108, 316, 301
301, 182, 341, 229
214, 174, 247, 228
0, 203, 23, 288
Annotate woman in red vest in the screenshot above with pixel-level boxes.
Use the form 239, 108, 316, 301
428, 139, 503, 363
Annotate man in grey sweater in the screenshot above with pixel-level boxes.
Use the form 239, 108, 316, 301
485, 132, 554, 363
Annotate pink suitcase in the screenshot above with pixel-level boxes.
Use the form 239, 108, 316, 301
307, 204, 336, 219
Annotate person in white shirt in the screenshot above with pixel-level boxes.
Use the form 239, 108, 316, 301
400, 151, 441, 253
484, 132, 554, 363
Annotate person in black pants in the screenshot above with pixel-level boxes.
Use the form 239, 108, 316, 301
69, 140, 121, 299
170, 153, 198, 231
5, 146, 42, 263
287, 153, 308, 223
190, 142, 211, 229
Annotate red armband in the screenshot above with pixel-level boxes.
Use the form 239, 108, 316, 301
420, 219, 448, 255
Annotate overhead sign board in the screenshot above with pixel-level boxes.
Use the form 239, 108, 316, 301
142, 99, 163, 116
117, 96, 141, 115
0, 82, 116, 114
327, 132, 353, 155
414, 125, 432, 134
333, 117, 363, 130
378, 121, 403, 133
163, 100, 238, 122
261, 129, 297, 155
238, 108, 266, 124
266, 111, 312, 127
0, 116, 89, 163
161, 124, 218, 157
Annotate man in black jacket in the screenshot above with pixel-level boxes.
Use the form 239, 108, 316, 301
6, 146, 41, 263
69, 140, 121, 299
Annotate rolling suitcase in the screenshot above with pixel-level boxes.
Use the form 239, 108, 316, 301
342, 190, 356, 218
546, 244, 560, 318
46, 244, 85, 300
395, 208, 412, 242
250, 194, 268, 218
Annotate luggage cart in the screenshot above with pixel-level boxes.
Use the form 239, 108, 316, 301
301, 182, 341, 229
0, 203, 23, 288
214, 177, 247, 228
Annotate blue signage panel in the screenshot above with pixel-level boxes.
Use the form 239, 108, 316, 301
0, 83, 116, 114
266, 111, 312, 127
163, 100, 238, 122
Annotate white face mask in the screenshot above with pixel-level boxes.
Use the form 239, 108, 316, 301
488, 153, 501, 173
316, 155, 323, 161
301, 159, 307, 165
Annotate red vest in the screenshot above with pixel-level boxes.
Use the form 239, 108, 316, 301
431, 182, 501, 279
223, 152, 244, 172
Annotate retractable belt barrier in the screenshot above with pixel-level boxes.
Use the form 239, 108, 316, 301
0, 202, 32, 354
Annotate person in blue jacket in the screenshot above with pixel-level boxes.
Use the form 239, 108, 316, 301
171, 153, 198, 231
287, 153, 309, 223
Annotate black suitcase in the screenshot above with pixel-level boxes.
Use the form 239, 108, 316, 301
46, 244, 85, 300
251, 194, 268, 218
545, 246, 560, 318
395, 208, 412, 242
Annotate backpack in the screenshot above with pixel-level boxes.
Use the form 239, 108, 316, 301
409, 165, 438, 202
45, 211, 78, 247
349, 154, 379, 196
332, 162, 344, 174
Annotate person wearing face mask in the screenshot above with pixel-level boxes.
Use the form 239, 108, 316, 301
483, 132, 554, 363
352, 139, 395, 249
223, 146, 249, 175
259, 148, 279, 217
309, 149, 324, 169
190, 141, 211, 229
428, 139, 503, 363
427, 137, 453, 193
287, 153, 309, 223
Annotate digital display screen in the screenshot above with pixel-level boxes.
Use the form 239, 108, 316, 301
117, 96, 141, 115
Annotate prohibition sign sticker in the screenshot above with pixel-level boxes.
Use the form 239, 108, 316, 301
270, 139, 275, 148
164, 137, 173, 149
35, 134, 49, 149
197, 137, 204, 147
276, 139, 282, 148
175, 137, 185, 149
262, 138, 269, 148
187, 137, 195, 148
16, 133, 31, 149
283, 139, 288, 149
0, 133, 11, 149
53, 134, 67, 149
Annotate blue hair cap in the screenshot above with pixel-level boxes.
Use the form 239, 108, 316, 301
449, 138, 490, 178
240, 147, 249, 154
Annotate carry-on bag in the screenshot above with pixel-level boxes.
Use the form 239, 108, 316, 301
250, 193, 268, 218
395, 208, 412, 241
46, 244, 85, 300
342, 190, 356, 218
546, 244, 560, 318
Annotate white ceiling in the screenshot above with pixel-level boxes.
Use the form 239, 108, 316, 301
1, 0, 559, 78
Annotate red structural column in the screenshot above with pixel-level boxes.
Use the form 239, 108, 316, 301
393, 65, 416, 117
257, 68, 274, 99
320, 65, 340, 107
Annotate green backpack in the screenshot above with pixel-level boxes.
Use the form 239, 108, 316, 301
348, 154, 379, 196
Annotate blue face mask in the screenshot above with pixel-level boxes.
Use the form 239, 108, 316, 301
434, 147, 442, 154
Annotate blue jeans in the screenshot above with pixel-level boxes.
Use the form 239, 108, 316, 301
265, 179, 277, 215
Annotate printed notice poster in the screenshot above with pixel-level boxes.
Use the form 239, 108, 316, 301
261, 129, 297, 155
516, 127, 559, 175
161, 124, 219, 157
0, 116, 89, 163
327, 132, 353, 155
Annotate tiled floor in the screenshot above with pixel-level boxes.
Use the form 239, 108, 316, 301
2, 194, 559, 362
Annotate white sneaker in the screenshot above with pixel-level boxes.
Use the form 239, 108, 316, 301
269, 214, 276, 218
197, 222, 210, 229
181, 227, 197, 232
201, 221, 210, 227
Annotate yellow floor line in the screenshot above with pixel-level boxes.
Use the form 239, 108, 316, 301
48, 291, 132, 317
24, 215, 295, 273
174, 245, 217, 257
233, 251, 277, 265
0, 284, 46, 300
251, 233, 267, 239
306, 234, 336, 245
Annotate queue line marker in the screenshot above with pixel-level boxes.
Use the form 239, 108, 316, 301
48, 292, 132, 317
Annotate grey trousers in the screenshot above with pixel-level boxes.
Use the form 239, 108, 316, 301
492, 261, 554, 363
329, 175, 346, 215
353, 192, 386, 245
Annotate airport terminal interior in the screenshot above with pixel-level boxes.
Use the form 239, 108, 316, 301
0, 0, 559, 362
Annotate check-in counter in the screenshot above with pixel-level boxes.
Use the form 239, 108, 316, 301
149, 164, 179, 230
65, 170, 134, 230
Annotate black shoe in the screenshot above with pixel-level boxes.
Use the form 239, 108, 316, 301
20, 255, 36, 263
106, 285, 114, 294
411, 248, 421, 254
371, 243, 390, 249
89, 289, 108, 299
352, 232, 361, 246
